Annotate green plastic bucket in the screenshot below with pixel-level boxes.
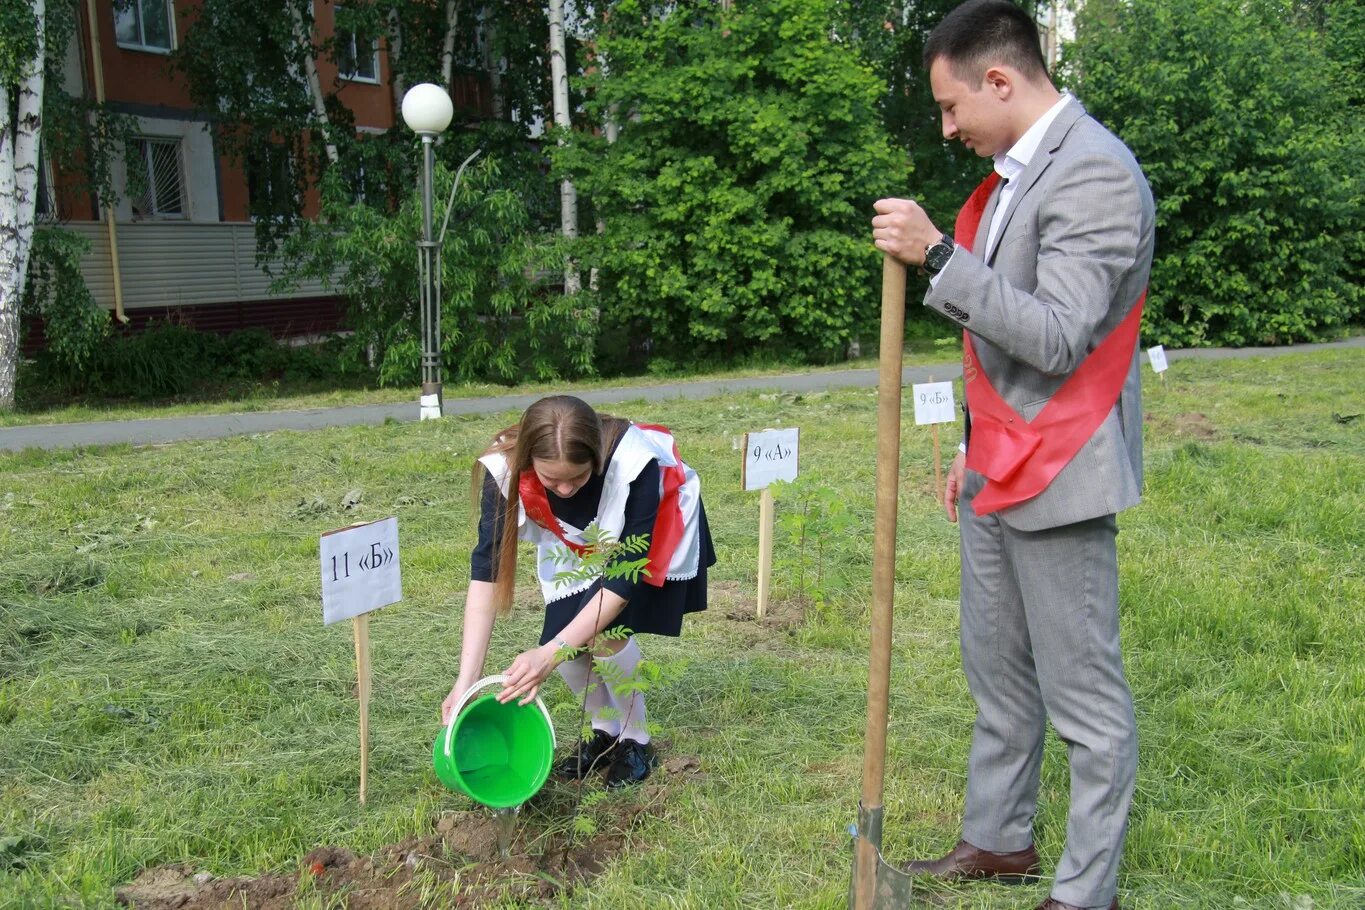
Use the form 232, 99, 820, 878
433, 675, 555, 809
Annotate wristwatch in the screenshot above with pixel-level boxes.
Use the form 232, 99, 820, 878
923, 234, 957, 274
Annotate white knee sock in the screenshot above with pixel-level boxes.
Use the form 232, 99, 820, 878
555, 653, 620, 737
595, 637, 650, 745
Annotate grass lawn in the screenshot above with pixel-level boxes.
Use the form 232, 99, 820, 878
1, 349, 1361, 909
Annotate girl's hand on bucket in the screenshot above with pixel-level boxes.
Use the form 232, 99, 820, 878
498, 643, 558, 705
442, 679, 472, 725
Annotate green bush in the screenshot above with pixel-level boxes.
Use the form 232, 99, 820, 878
284, 124, 595, 386
1065, 0, 1363, 346
25, 323, 354, 401
82, 323, 219, 398
217, 329, 285, 382
21, 226, 109, 371
556, 0, 910, 366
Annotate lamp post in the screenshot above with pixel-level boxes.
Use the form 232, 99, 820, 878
400, 83, 454, 420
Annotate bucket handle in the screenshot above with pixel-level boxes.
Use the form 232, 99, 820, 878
442, 674, 557, 759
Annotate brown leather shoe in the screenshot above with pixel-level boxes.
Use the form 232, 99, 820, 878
1036, 899, 1119, 910
901, 838, 1042, 884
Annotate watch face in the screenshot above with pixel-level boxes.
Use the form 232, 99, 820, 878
926, 237, 955, 271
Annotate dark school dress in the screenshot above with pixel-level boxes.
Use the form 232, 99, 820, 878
469, 449, 716, 646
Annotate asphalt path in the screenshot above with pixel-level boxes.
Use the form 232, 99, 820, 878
2, 336, 1360, 453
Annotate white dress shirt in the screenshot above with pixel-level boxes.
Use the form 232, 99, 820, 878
984, 92, 1073, 255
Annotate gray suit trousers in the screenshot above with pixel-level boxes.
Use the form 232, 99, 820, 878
958, 470, 1138, 908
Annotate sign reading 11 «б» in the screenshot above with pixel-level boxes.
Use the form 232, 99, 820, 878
321, 516, 402, 625
319, 515, 401, 806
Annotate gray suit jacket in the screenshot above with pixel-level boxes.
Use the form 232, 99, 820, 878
925, 98, 1156, 532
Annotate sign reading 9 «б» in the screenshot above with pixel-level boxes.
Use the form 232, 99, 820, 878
742, 428, 799, 492
912, 381, 957, 426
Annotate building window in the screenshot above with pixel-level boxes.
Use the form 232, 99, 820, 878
129, 137, 186, 219
349, 161, 368, 206
115, 0, 175, 53
246, 142, 296, 222
346, 131, 388, 207
335, 6, 380, 83
35, 146, 54, 221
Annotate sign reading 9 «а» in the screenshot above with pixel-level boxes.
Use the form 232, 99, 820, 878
742, 428, 800, 492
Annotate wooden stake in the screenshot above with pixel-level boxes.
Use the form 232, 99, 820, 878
932, 422, 943, 502
353, 612, 371, 806
930, 374, 942, 502
855, 254, 906, 908
756, 486, 774, 620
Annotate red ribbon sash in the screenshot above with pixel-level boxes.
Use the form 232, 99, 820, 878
518, 472, 591, 558
517, 424, 687, 588
954, 173, 1145, 516
634, 424, 687, 586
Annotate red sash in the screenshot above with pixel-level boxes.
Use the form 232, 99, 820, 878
954, 173, 1145, 516
517, 424, 686, 588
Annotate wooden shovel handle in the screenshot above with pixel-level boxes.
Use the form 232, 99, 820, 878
854, 254, 907, 908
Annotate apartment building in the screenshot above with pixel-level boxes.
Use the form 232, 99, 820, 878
43, 0, 489, 341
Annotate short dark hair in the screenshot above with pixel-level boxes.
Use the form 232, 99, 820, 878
923, 0, 1049, 86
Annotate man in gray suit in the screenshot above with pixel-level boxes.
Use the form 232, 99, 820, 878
870, 2, 1155, 909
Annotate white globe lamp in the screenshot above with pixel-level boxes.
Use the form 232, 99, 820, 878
401, 83, 454, 136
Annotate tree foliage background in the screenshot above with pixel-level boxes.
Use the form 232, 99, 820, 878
557, 0, 909, 365
169, 0, 580, 385
1063, 0, 1363, 346
838, 0, 992, 233
14, 0, 1364, 404
285, 136, 595, 385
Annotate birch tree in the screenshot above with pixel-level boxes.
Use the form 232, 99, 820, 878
177, 0, 356, 256
0, 0, 45, 411
440, 0, 460, 89
290, 1, 339, 165
548, 0, 580, 294
479, 6, 505, 120
386, 7, 406, 111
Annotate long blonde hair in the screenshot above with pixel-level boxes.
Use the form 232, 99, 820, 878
473, 395, 630, 613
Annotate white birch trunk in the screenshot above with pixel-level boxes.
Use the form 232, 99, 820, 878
0, 0, 47, 411
549, 0, 580, 295
591, 59, 617, 292
441, 0, 459, 90
292, 1, 339, 165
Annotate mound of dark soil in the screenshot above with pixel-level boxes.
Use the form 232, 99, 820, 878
116, 755, 702, 909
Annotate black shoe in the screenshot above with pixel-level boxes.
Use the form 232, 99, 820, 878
605, 739, 657, 789
554, 730, 615, 779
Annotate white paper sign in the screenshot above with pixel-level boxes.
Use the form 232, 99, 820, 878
912, 381, 957, 425
742, 428, 799, 492
1147, 345, 1169, 373
320, 517, 401, 625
